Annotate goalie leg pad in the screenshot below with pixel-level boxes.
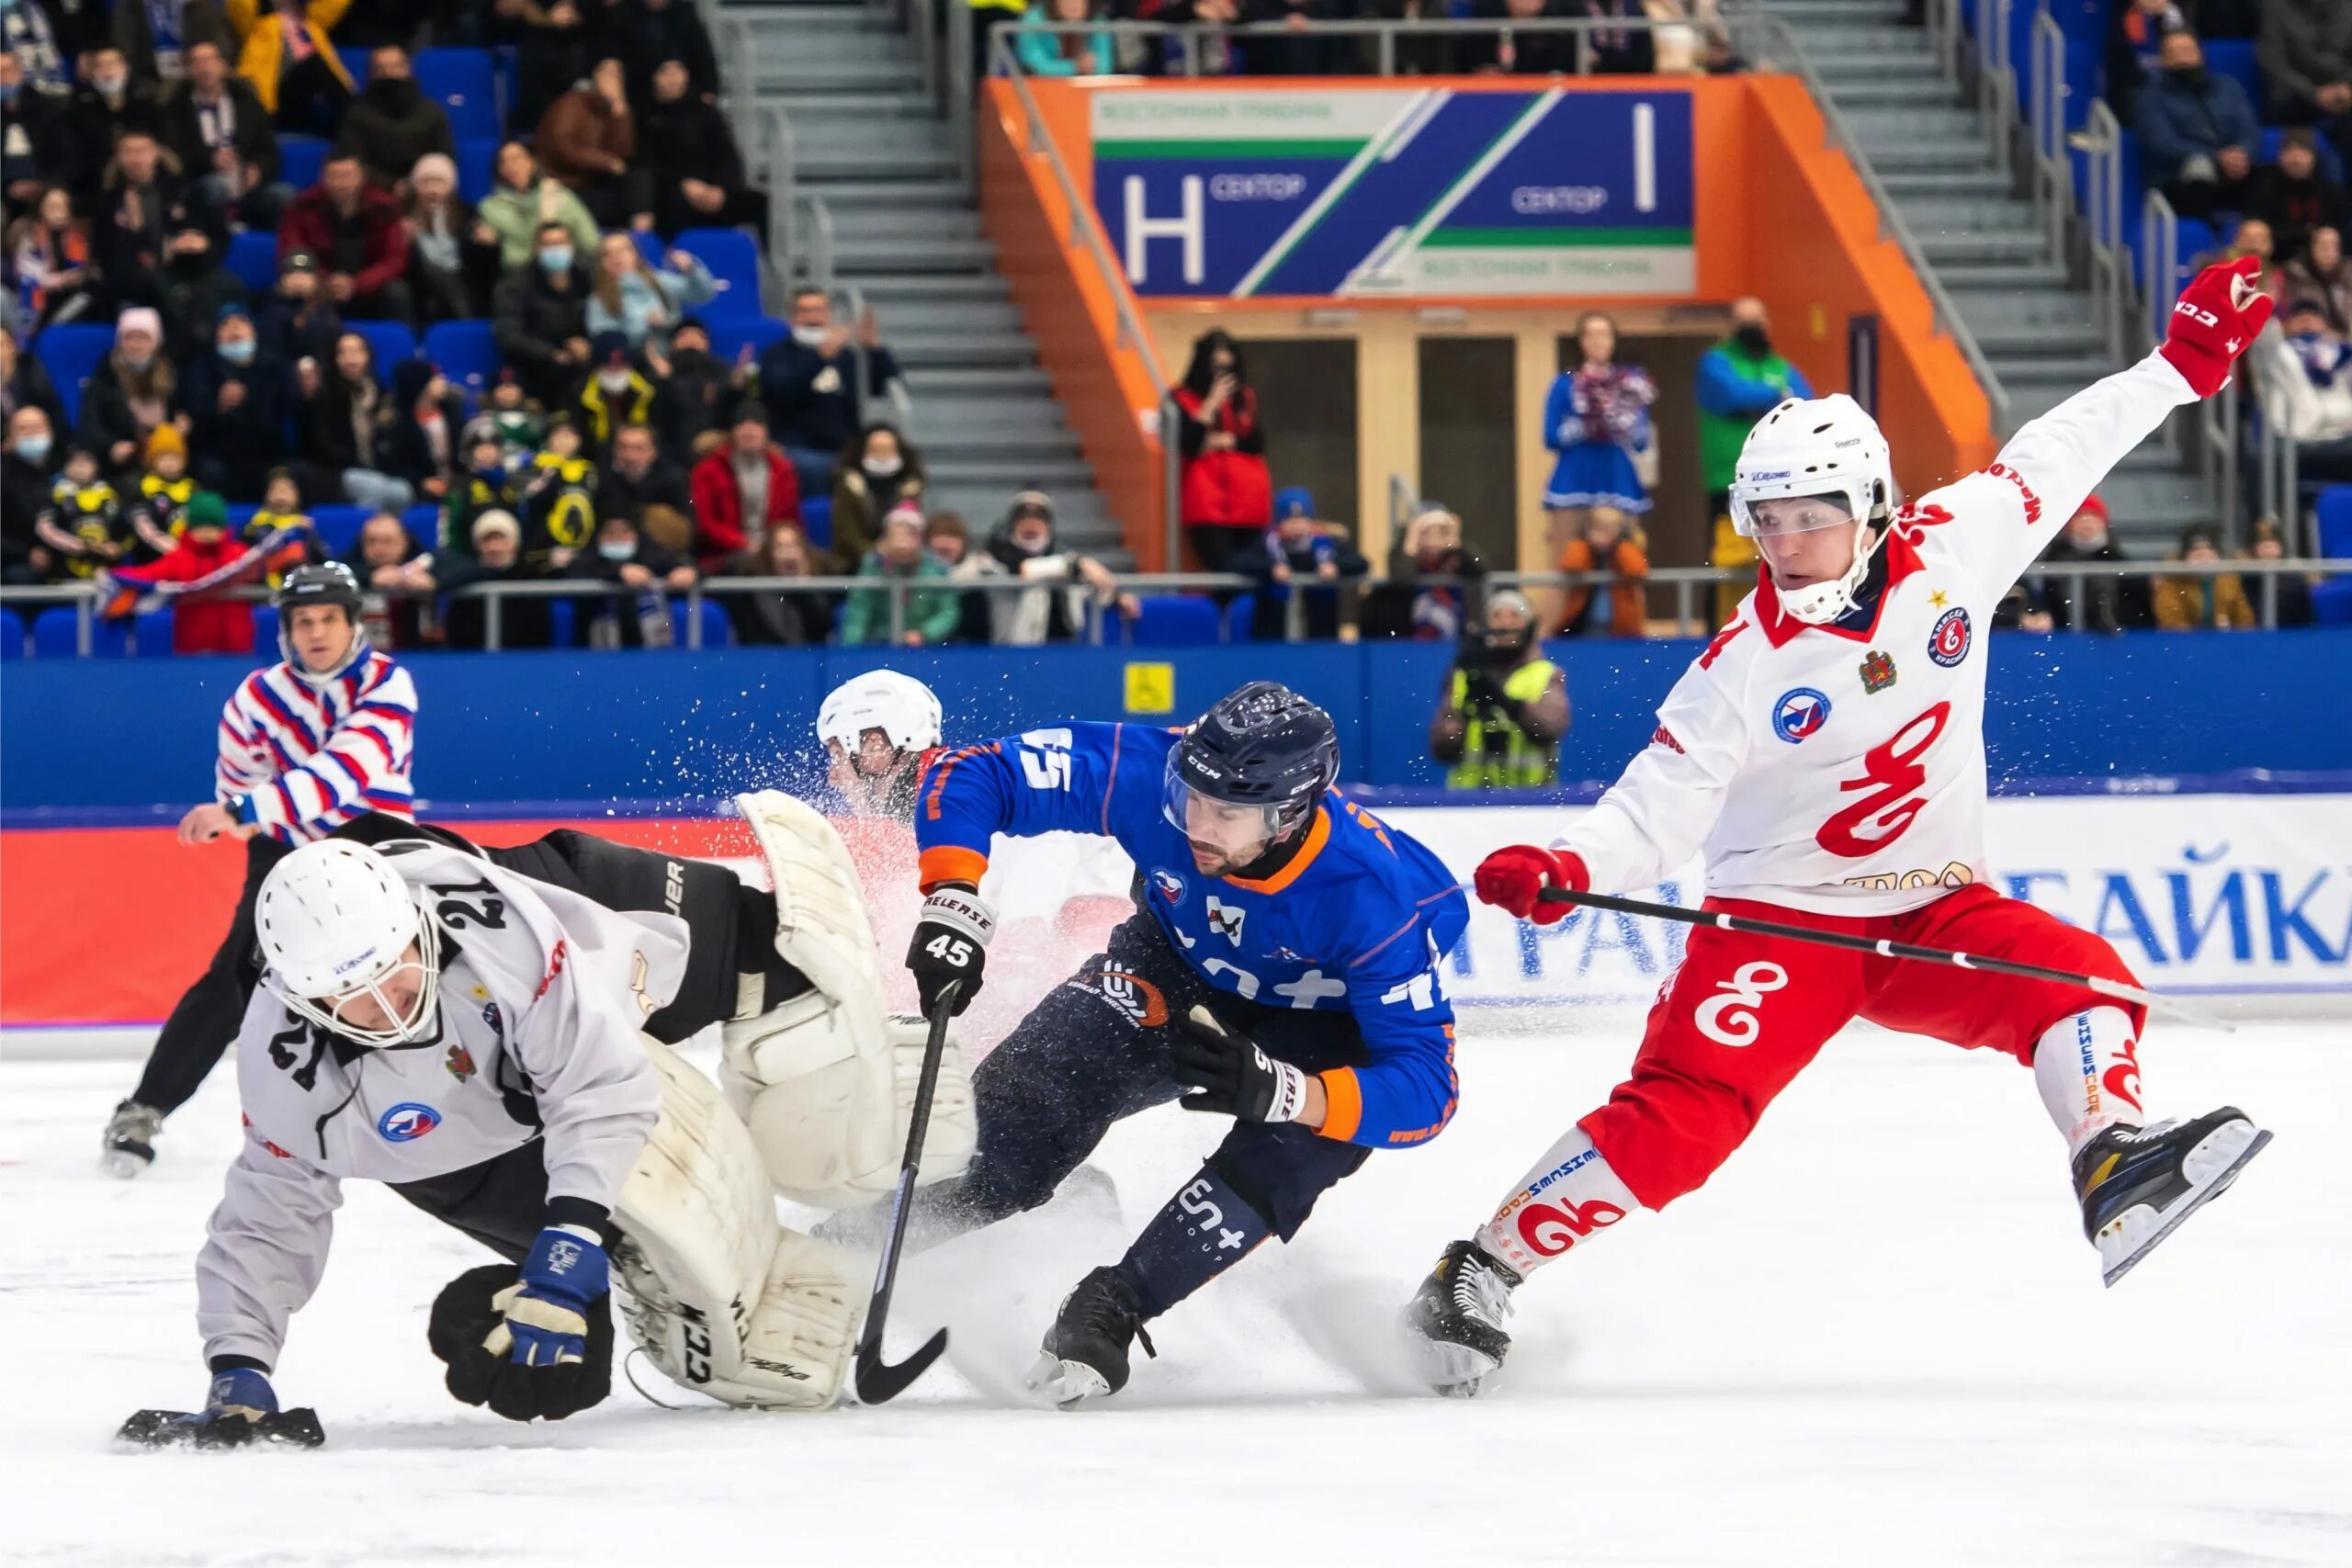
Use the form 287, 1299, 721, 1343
732, 790, 888, 1048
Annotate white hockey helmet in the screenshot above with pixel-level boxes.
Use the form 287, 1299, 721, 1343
816, 670, 944, 757
254, 840, 443, 1046
1728, 393, 1894, 626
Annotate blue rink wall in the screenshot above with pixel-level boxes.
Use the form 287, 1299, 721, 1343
4, 629, 2351, 811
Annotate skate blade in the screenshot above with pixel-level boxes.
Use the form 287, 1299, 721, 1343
2101, 1124, 2272, 1289
1418, 1337, 1498, 1399
1023, 1349, 1111, 1411
99, 1148, 153, 1179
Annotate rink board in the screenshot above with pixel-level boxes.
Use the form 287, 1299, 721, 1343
4, 795, 2346, 1027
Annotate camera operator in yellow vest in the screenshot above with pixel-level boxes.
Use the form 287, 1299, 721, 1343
1430, 589, 1570, 789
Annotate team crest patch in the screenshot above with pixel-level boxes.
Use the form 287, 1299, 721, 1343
1204, 895, 1247, 946
1771, 687, 1832, 744
1928, 606, 1973, 668
1150, 867, 1187, 906
1860, 649, 1898, 694
446, 1043, 477, 1082
378, 1103, 441, 1143
481, 1001, 504, 1039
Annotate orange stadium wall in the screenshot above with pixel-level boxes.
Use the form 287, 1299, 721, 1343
977, 73, 1996, 560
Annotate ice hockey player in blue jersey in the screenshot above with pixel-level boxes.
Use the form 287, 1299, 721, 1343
904, 681, 1469, 1405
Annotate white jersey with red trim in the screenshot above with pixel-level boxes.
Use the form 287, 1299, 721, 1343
1560, 351, 2195, 916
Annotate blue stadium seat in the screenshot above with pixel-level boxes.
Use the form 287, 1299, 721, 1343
33, 605, 128, 657
549, 597, 575, 648
2203, 39, 2260, 114
704, 315, 787, 365
227, 503, 259, 534
253, 604, 279, 650
2258, 126, 2347, 185
32, 323, 115, 427
132, 607, 175, 655
338, 46, 373, 88
0, 608, 23, 660
423, 320, 499, 398
2318, 487, 2352, 558
279, 135, 328, 192
226, 231, 280, 294
1225, 593, 1254, 642
800, 495, 832, 551
668, 596, 734, 649
492, 46, 517, 130
456, 135, 499, 203
310, 504, 372, 555
414, 47, 500, 139
1130, 594, 1219, 647
401, 503, 442, 547
673, 229, 763, 317
348, 321, 417, 379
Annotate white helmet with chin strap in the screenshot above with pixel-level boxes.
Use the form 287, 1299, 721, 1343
255, 840, 443, 1046
816, 670, 944, 757
1728, 393, 1895, 626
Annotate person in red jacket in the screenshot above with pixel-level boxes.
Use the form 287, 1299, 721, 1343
276, 151, 413, 323
110, 491, 266, 653
689, 400, 801, 573
1172, 329, 1273, 572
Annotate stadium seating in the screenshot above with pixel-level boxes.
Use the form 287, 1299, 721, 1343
347, 321, 417, 378
30, 324, 115, 427
1225, 593, 1256, 642
423, 320, 500, 399
33, 606, 128, 658
0, 609, 23, 660
800, 496, 832, 551
131, 608, 175, 655
674, 229, 763, 317
669, 596, 734, 649
2203, 39, 2260, 116
414, 48, 501, 139
704, 315, 788, 366
2314, 489, 2352, 626
226, 231, 280, 294
309, 505, 373, 556
456, 135, 499, 204
252, 604, 279, 649
279, 135, 328, 193
1130, 595, 1220, 647
401, 504, 442, 547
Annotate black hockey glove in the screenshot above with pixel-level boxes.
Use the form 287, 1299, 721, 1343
1170, 1006, 1310, 1123
908, 885, 993, 1018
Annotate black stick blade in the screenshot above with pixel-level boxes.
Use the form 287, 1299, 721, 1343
853, 1326, 949, 1406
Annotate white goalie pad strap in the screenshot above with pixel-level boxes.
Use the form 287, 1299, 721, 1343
889, 1011, 976, 1189
732, 790, 888, 1057
723, 987, 898, 1207
613, 1034, 856, 1409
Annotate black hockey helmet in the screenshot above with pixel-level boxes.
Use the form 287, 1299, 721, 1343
1162, 682, 1340, 850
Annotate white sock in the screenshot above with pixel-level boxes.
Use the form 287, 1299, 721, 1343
2032, 1007, 2146, 1155
1476, 1126, 1644, 1278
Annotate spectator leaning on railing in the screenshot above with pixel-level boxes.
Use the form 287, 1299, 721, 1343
1430, 589, 1569, 789
438, 507, 555, 649
571, 506, 698, 649
725, 520, 834, 646
110, 489, 265, 654
842, 502, 959, 647
1367, 502, 1484, 641
2245, 517, 2315, 627
344, 506, 433, 649
1013, 0, 1116, 79
2154, 525, 2258, 630
961, 489, 1137, 645
1697, 296, 1811, 625
1551, 503, 1649, 638
2013, 495, 2152, 634
1234, 485, 1364, 640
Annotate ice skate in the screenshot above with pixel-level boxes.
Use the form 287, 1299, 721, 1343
2075, 1107, 2271, 1287
101, 1100, 162, 1179
1026, 1266, 1154, 1409
1401, 1238, 1521, 1398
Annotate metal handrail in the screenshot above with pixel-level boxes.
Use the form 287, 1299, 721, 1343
2075, 97, 2130, 363
2028, 7, 2069, 259
804, 194, 837, 296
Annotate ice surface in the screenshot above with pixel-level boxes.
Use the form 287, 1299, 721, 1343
3, 1013, 2345, 1568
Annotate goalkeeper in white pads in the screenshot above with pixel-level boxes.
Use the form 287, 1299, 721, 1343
120, 796, 977, 1447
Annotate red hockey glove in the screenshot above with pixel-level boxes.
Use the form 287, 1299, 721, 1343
1473, 845, 1589, 925
2158, 256, 2275, 399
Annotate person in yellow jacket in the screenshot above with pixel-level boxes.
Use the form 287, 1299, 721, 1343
2152, 525, 2259, 630
225, 0, 353, 133
1430, 590, 1571, 789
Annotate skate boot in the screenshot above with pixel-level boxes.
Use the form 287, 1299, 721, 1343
1027, 1266, 1155, 1409
1401, 1238, 1521, 1398
2075, 1107, 2270, 1287
101, 1100, 163, 1179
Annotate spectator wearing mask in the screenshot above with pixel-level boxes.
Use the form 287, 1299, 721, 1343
571, 508, 698, 648
962, 489, 1136, 645
277, 152, 413, 322
2134, 28, 2259, 222
658, 316, 749, 454
1698, 296, 1812, 624
224, 0, 354, 135
518, 413, 598, 571
537, 59, 649, 230
2154, 525, 2258, 629
2243, 130, 2351, 264
481, 373, 544, 462
438, 508, 554, 649
690, 401, 800, 572
401, 152, 500, 326
2256, 0, 2352, 173
1542, 310, 1657, 544
35, 444, 133, 580
6, 183, 98, 331
2243, 516, 2315, 627
758, 288, 901, 503
0, 324, 69, 436
726, 520, 832, 645
95, 130, 223, 316
572, 332, 673, 460
160, 38, 286, 230
68, 47, 166, 191
183, 303, 291, 501
1551, 504, 1649, 637
1370, 502, 1484, 641
599, 420, 694, 549
1235, 486, 1363, 640
2283, 226, 2352, 333
342, 507, 434, 649
78, 307, 183, 473
1460, 0, 1580, 76
637, 57, 765, 240
2018, 495, 2154, 633
829, 422, 925, 566
608, 0, 718, 107
338, 44, 453, 189
254, 247, 341, 370
477, 139, 601, 274
842, 504, 960, 647
298, 329, 413, 513
155, 207, 249, 362
129, 421, 198, 556
2107, 0, 2187, 120
1013, 0, 1116, 77
109, 489, 265, 653
493, 221, 594, 408
2, 404, 62, 583
380, 358, 464, 502
1172, 329, 1273, 571
1429, 589, 1569, 788
584, 230, 714, 353
2256, 296, 2352, 482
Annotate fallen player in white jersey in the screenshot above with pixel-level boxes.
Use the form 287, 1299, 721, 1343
1402, 258, 2278, 1396
119, 794, 978, 1447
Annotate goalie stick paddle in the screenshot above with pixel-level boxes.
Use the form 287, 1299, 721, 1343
1532, 886, 2230, 1030
852, 980, 959, 1406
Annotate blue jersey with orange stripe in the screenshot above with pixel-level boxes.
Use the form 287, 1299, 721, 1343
916, 722, 1468, 1151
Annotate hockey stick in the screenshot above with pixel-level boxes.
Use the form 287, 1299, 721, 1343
851, 980, 959, 1405
1532, 887, 2230, 1030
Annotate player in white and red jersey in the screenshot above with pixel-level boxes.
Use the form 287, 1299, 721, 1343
1403, 259, 2278, 1395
